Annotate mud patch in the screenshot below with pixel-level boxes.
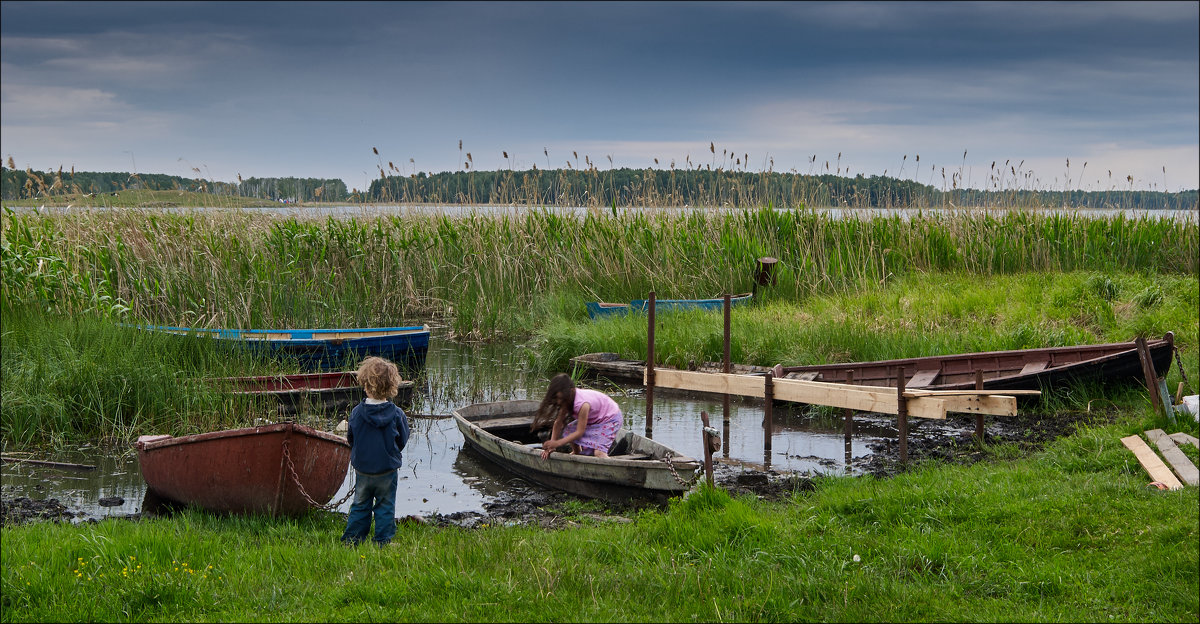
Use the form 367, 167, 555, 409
2, 497, 77, 527
857, 408, 1116, 478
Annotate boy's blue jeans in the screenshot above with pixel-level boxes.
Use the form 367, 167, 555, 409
341, 469, 398, 545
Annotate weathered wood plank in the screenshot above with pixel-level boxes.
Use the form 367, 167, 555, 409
1120, 435, 1183, 490
1168, 432, 1200, 448
1145, 429, 1199, 486
649, 369, 948, 419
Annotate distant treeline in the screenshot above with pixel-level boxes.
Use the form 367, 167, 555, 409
1, 168, 348, 202
4, 166, 1196, 210
369, 168, 1199, 210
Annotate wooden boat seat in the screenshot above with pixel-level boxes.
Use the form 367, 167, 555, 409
906, 369, 941, 388
609, 453, 653, 461
1019, 360, 1049, 375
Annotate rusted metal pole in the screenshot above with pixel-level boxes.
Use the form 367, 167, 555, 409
974, 369, 985, 443
1135, 336, 1162, 413
763, 371, 774, 456
897, 366, 908, 465
646, 291, 656, 439
701, 411, 714, 487
722, 293, 732, 458
844, 370, 854, 469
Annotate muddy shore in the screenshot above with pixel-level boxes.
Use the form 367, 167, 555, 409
0, 407, 1108, 530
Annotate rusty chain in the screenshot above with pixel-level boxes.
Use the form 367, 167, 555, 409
660, 451, 701, 488
1174, 347, 1193, 395
282, 439, 355, 512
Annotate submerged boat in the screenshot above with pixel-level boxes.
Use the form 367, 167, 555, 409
210, 371, 415, 413
453, 400, 700, 503
586, 293, 752, 319
136, 423, 350, 516
570, 332, 1177, 393
136, 324, 430, 372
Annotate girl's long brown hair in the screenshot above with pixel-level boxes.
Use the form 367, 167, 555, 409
532, 373, 575, 430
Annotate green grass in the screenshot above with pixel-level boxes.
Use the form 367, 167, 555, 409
3, 418, 1196, 622
536, 271, 1198, 396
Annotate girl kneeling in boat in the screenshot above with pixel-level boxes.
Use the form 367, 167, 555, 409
534, 373, 623, 460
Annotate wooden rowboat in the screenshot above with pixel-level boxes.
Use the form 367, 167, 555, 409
453, 400, 700, 503
570, 332, 1177, 393
136, 423, 350, 516
135, 324, 430, 373
210, 371, 415, 413
586, 293, 752, 319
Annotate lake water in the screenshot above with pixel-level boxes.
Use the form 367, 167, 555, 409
1, 333, 920, 522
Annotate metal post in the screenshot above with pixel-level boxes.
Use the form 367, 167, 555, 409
897, 366, 908, 465
701, 411, 714, 487
764, 371, 774, 457
844, 370, 854, 469
646, 291, 656, 439
974, 369, 985, 443
722, 294, 731, 458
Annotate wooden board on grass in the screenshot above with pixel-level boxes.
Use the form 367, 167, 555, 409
1145, 429, 1199, 486
1120, 435, 1183, 490
1168, 432, 1199, 448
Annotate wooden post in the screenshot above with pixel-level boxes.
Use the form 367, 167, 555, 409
974, 369, 985, 443
763, 371, 774, 455
897, 366, 908, 465
701, 411, 714, 487
646, 291, 656, 439
844, 370, 854, 469
1135, 336, 1162, 413
722, 294, 732, 458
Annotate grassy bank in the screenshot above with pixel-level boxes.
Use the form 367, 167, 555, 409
3, 418, 1197, 622
3, 270, 1195, 446
3, 207, 1196, 338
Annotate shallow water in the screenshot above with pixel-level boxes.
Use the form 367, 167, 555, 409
2, 334, 914, 522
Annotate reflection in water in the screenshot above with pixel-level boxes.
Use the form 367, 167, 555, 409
2, 335, 910, 521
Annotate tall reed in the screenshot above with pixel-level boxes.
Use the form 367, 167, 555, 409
2, 206, 1196, 339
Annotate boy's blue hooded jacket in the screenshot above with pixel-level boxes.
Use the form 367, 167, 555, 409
346, 400, 410, 475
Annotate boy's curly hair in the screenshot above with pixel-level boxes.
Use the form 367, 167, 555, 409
356, 356, 402, 400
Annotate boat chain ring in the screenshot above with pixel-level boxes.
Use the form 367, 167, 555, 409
283, 439, 356, 512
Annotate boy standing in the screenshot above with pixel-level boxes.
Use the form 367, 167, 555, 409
341, 356, 410, 546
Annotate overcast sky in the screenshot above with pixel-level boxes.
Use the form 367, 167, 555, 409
2, 1, 1197, 193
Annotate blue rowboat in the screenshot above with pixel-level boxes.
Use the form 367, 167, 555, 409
135, 324, 430, 373
586, 293, 752, 319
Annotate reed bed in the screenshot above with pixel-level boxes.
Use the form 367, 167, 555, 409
2, 207, 1196, 339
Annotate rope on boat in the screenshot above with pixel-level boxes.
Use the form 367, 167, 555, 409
282, 439, 355, 511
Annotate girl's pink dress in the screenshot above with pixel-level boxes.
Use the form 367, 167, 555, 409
562, 388, 624, 455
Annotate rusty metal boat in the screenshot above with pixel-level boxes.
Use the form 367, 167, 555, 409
136, 423, 350, 516
571, 332, 1177, 393
210, 371, 414, 413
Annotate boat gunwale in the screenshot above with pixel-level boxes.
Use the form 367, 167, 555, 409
137, 422, 349, 451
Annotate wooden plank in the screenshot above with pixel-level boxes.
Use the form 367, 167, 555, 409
1169, 432, 1200, 448
651, 369, 947, 419
904, 388, 1042, 397
1120, 435, 1183, 490
906, 369, 941, 388
1145, 429, 1199, 486
0, 455, 97, 471
920, 393, 1017, 416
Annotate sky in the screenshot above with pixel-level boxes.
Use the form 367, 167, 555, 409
2, 1, 1197, 193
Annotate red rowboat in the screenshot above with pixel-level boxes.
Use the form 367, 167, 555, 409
136, 423, 350, 516
210, 371, 414, 413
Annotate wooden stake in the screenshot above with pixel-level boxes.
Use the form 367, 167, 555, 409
763, 371, 774, 454
844, 370, 854, 469
974, 369, 985, 443
722, 294, 731, 457
701, 411, 714, 487
1135, 336, 1163, 412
